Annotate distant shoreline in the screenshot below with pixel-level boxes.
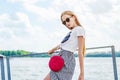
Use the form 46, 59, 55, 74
0, 50, 120, 57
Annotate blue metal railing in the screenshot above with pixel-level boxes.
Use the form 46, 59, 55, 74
0, 45, 118, 80
0, 55, 5, 80
86, 45, 118, 80
6, 57, 11, 80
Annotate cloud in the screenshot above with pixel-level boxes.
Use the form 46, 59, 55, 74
0, 14, 10, 26
0, 0, 120, 51
16, 12, 36, 35
7, 0, 39, 4
0, 12, 65, 52
23, 4, 59, 21
0, 13, 30, 37
89, 0, 113, 14
8, 0, 60, 22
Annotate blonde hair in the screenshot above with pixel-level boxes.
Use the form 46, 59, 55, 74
83, 39, 86, 56
61, 10, 86, 56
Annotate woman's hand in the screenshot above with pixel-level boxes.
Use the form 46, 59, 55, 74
48, 49, 54, 54
78, 73, 84, 80
48, 44, 60, 54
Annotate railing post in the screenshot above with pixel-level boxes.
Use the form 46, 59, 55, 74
0, 55, 5, 80
6, 56, 11, 80
111, 46, 118, 80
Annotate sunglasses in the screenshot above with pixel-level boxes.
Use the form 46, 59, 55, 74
62, 16, 73, 25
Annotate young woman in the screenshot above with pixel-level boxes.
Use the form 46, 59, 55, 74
44, 10, 85, 80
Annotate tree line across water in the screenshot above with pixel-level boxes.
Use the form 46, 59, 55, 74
0, 50, 120, 57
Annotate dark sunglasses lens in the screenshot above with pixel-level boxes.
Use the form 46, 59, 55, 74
62, 17, 70, 25
66, 18, 70, 22
63, 21, 66, 25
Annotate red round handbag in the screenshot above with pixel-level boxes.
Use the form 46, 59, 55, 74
49, 55, 64, 72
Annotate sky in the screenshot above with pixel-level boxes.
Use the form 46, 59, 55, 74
0, 0, 120, 52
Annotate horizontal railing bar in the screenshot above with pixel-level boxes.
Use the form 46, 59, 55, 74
7, 45, 114, 57
86, 45, 113, 50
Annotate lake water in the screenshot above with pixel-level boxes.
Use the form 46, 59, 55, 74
1, 57, 120, 80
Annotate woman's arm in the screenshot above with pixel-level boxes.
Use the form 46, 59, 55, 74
78, 36, 85, 80
48, 44, 60, 54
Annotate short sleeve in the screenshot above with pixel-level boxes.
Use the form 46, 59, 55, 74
75, 27, 85, 38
